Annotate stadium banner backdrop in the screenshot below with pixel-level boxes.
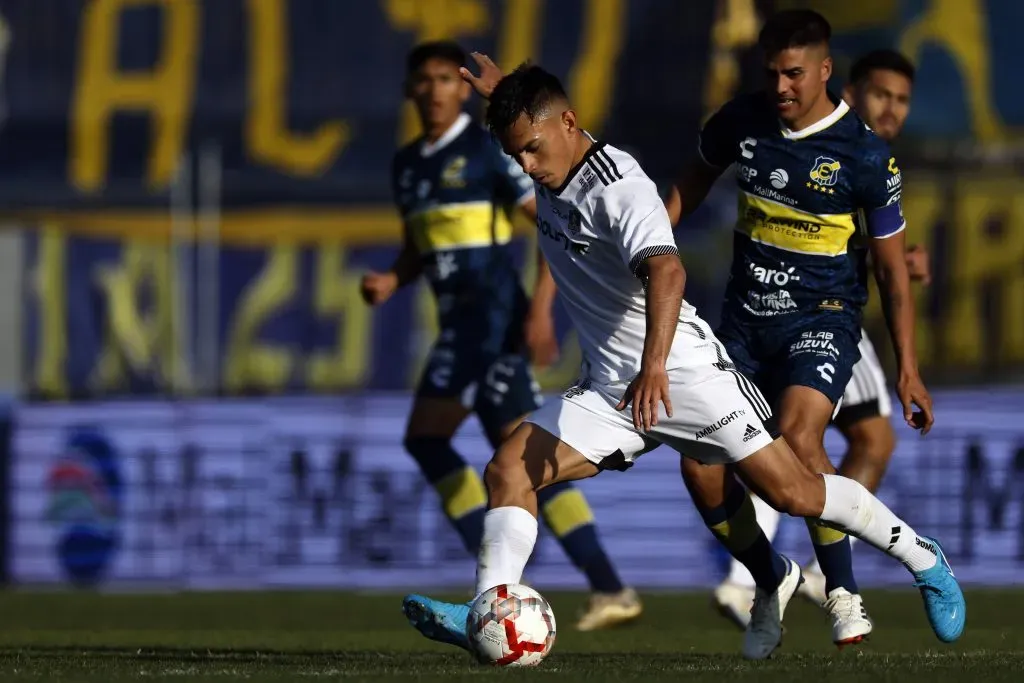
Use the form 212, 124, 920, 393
0, 0, 1017, 214
13, 390, 1024, 590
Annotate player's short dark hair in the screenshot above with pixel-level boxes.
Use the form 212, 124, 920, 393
758, 9, 832, 56
849, 49, 915, 85
486, 63, 568, 134
406, 40, 466, 74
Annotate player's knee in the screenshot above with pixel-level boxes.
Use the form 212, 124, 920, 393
778, 420, 828, 470
846, 419, 896, 465
483, 447, 533, 500
760, 472, 822, 518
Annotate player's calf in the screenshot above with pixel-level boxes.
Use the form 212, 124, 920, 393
837, 415, 896, 492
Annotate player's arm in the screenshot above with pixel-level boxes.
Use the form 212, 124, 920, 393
361, 156, 423, 306
665, 102, 738, 226
637, 252, 686, 372
360, 222, 421, 306
864, 176, 933, 433
602, 178, 686, 431
665, 157, 727, 226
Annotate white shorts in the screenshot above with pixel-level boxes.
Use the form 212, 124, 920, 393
835, 329, 892, 424
526, 363, 778, 470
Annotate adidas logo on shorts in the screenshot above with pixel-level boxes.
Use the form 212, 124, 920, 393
742, 423, 761, 443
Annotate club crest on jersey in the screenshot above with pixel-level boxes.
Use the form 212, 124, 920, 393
807, 156, 841, 192
440, 155, 467, 188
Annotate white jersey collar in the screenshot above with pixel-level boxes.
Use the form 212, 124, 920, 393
420, 112, 471, 157
779, 97, 848, 140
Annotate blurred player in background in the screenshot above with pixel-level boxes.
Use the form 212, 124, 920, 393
714, 47, 932, 622
666, 11, 942, 646
359, 41, 641, 631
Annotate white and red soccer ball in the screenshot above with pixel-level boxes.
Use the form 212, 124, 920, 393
466, 583, 557, 667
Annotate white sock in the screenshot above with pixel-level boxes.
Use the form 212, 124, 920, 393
726, 495, 781, 588
475, 506, 539, 597
819, 474, 937, 573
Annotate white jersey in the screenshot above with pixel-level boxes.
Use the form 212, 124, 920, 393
535, 140, 715, 384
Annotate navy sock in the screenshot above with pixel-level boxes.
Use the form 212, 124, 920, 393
697, 484, 787, 592
808, 520, 859, 594
539, 481, 625, 593
404, 436, 487, 554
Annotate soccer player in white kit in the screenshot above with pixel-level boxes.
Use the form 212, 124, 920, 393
401, 58, 964, 660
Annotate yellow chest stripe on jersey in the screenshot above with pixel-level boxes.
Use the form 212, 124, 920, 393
406, 201, 513, 253
735, 191, 856, 256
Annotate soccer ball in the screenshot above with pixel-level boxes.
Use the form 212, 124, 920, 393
466, 583, 557, 667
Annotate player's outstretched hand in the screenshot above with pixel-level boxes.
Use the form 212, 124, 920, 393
905, 244, 931, 285
459, 52, 504, 100
617, 365, 672, 432
524, 311, 559, 369
359, 271, 398, 306
896, 371, 934, 435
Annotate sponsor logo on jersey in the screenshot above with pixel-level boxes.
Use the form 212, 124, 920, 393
886, 157, 902, 193
749, 262, 801, 286
744, 289, 797, 316
752, 184, 798, 206
440, 155, 467, 188
818, 299, 844, 312
695, 409, 746, 440
770, 168, 789, 189
789, 331, 840, 357
808, 156, 841, 192
745, 206, 822, 235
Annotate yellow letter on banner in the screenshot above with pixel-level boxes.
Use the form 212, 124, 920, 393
306, 245, 371, 390
92, 241, 185, 393
31, 228, 69, 399
246, 0, 349, 175
567, 0, 625, 135
71, 0, 197, 192
223, 245, 297, 394
945, 177, 1024, 366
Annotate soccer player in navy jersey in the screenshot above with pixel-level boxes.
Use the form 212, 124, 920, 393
665, 11, 960, 647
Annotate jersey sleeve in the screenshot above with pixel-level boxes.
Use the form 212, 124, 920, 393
487, 137, 536, 205
856, 144, 906, 239
698, 98, 741, 169
596, 177, 679, 278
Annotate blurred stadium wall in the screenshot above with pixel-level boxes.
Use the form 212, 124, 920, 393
0, 0, 1022, 590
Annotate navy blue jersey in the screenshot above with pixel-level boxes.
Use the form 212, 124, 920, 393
699, 92, 904, 324
392, 114, 535, 354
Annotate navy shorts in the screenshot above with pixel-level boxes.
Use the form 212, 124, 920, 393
716, 313, 862, 409
416, 332, 541, 433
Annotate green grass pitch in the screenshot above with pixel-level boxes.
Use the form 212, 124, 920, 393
0, 589, 1019, 682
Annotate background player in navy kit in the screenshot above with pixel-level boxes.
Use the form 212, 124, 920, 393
359, 41, 641, 631
665, 11, 934, 646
